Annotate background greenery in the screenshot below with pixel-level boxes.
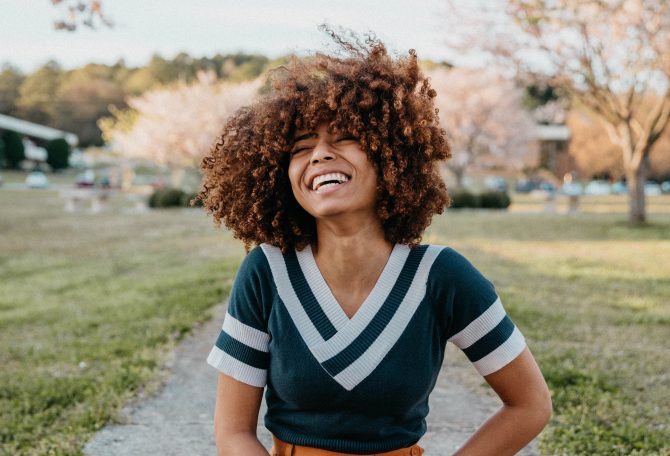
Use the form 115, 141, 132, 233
1, 186, 669, 455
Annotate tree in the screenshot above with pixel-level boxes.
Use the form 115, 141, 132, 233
428, 67, 538, 189
1, 130, 25, 169
568, 107, 670, 181
16, 61, 62, 125
100, 72, 261, 188
0, 65, 24, 116
446, 0, 670, 223
53, 65, 125, 146
46, 138, 71, 170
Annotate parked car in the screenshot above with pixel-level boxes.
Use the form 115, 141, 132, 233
561, 182, 582, 196
660, 181, 670, 194
485, 176, 508, 192
644, 181, 662, 196
75, 170, 96, 188
25, 171, 49, 189
584, 180, 612, 195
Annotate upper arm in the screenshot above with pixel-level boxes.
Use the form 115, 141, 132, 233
483, 347, 552, 413
214, 373, 264, 435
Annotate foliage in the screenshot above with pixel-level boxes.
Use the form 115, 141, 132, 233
428, 67, 537, 189
16, 61, 62, 125
180, 192, 203, 208
449, 191, 480, 209
568, 108, 670, 181
52, 64, 126, 146
45, 138, 71, 170
102, 71, 260, 168
0, 130, 24, 169
479, 191, 511, 209
449, 191, 511, 209
148, 187, 186, 208
0, 137, 5, 168
0, 64, 24, 116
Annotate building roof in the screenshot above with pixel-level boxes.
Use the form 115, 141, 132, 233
0, 113, 78, 146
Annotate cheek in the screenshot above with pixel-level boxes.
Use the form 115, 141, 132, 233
287, 160, 307, 201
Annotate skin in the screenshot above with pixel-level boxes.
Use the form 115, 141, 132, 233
213, 124, 552, 455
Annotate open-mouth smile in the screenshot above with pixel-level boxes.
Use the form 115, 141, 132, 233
310, 172, 351, 193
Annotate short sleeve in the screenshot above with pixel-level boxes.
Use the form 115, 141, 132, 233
433, 247, 526, 376
207, 246, 272, 387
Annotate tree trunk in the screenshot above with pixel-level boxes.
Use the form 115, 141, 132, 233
449, 167, 466, 190
625, 158, 648, 224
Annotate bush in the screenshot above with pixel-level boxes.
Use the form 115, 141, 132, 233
450, 191, 480, 208
148, 187, 186, 208
449, 190, 511, 209
1, 130, 24, 169
0, 137, 6, 168
180, 192, 202, 208
479, 191, 511, 209
45, 138, 71, 170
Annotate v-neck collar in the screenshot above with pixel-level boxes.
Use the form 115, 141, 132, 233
295, 243, 409, 330
260, 242, 444, 390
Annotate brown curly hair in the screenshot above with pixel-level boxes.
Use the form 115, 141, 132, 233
196, 28, 451, 252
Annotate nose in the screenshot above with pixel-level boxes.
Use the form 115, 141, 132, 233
310, 141, 335, 164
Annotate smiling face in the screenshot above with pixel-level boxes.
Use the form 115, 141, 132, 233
288, 123, 379, 222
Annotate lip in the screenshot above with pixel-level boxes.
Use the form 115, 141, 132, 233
306, 169, 352, 190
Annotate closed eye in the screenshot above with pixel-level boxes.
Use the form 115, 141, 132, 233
290, 145, 312, 156
336, 135, 357, 142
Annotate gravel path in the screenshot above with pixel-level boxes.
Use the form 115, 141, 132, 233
84, 303, 539, 456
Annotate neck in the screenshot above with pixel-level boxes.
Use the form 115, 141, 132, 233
312, 214, 393, 289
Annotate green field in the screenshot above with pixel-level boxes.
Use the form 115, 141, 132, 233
1, 187, 669, 455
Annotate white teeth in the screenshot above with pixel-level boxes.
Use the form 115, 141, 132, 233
311, 172, 350, 191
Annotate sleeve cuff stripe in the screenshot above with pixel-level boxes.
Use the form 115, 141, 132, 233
215, 331, 270, 369
463, 315, 515, 362
472, 327, 526, 376
222, 312, 270, 352
448, 297, 505, 349
207, 346, 267, 387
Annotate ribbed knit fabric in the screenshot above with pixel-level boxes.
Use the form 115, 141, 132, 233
206, 244, 526, 454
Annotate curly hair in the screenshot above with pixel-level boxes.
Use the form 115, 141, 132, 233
196, 28, 451, 252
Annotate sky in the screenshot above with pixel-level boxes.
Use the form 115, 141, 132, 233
1, 0, 458, 72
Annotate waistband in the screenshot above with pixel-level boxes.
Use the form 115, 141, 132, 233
270, 435, 424, 456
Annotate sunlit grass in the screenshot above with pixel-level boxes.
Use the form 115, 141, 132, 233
0, 188, 244, 455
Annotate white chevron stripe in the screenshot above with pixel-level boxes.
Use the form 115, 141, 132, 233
332, 245, 444, 390
447, 297, 505, 349
222, 312, 270, 352
260, 244, 325, 347
296, 245, 349, 331
472, 326, 526, 376
207, 346, 267, 387
309, 245, 411, 362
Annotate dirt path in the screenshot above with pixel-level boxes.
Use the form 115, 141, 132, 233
84, 303, 539, 456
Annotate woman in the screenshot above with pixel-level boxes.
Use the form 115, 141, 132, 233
197, 29, 552, 456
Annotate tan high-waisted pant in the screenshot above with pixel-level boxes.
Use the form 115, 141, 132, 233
270, 435, 425, 456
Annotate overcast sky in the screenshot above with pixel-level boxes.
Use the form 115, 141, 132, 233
1, 0, 460, 72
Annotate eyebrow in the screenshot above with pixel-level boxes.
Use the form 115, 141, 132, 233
292, 132, 317, 143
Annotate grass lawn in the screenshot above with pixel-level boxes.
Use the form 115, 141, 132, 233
1, 186, 669, 455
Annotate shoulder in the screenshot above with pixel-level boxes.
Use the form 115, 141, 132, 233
424, 245, 492, 289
